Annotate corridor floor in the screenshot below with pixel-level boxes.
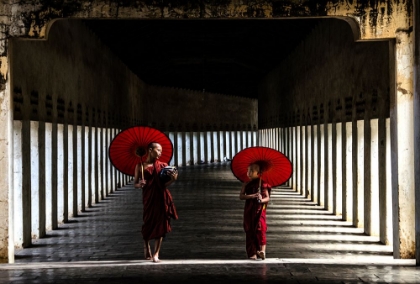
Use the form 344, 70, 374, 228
2, 163, 419, 283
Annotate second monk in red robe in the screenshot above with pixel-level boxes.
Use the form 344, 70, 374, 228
239, 163, 271, 260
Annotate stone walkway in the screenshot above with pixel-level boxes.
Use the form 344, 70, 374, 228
1, 163, 419, 283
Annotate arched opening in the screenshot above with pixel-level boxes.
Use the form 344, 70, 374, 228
9, 17, 394, 263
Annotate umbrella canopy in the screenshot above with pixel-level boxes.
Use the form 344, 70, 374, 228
231, 146, 292, 187
109, 126, 173, 176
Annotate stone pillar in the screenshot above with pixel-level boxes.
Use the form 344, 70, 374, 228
253, 128, 257, 147
182, 131, 186, 166
378, 91, 388, 244
299, 124, 308, 195
188, 131, 193, 165
287, 126, 292, 188
109, 127, 114, 193
364, 97, 373, 236
114, 127, 118, 186
87, 108, 92, 206
213, 131, 218, 162
216, 131, 221, 162
301, 124, 310, 197
370, 118, 380, 237
97, 116, 103, 201
233, 130, 238, 155
207, 130, 211, 162
100, 117, 105, 199
296, 125, 301, 195
322, 116, 328, 209
309, 123, 315, 199
57, 124, 64, 224
63, 105, 69, 222
45, 123, 52, 230
104, 115, 108, 197
356, 119, 364, 228
51, 97, 58, 229
203, 131, 208, 163
291, 126, 296, 191
386, 118, 393, 244
327, 123, 333, 211
173, 131, 178, 166
335, 122, 343, 217
414, 0, 420, 265
193, 131, 199, 164
314, 124, 320, 204
94, 110, 99, 204
319, 123, 325, 207
13, 121, 23, 248
351, 96, 358, 227
80, 106, 86, 211
317, 110, 323, 206
38, 111, 46, 237
332, 119, 338, 215
345, 121, 353, 223
246, 129, 250, 149
30, 122, 39, 239
392, 31, 415, 258
22, 92, 32, 247
67, 123, 74, 218
197, 131, 202, 163
228, 131, 233, 159
341, 97, 348, 221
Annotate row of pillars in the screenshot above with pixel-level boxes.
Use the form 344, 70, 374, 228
260, 118, 393, 246
169, 130, 258, 165
11, 119, 257, 261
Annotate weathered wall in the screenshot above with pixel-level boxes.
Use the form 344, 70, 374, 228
0, 1, 413, 94
144, 85, 257, 132
10, 18, 257, 131
10, 19, 144, 128
259, 18, 391, 128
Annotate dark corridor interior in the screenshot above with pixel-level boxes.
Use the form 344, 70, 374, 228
84, 18, 322, 99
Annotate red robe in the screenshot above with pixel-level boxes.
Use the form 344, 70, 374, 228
243, 178, 271, 257
141, 161, 178, 240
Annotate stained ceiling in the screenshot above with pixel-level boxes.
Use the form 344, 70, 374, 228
85, 19, 321, 99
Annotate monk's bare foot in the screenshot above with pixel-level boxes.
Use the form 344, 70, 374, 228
144, 249, 152, 260
152, 256, 161, 263
249, 255, 257, 260
257, 251, 266, 260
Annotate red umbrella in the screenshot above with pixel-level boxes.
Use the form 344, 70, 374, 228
231, 146, 292, 187
108, 126, 173, 176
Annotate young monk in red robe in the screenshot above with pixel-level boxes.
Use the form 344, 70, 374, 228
134, 142, 178, 263
239, 163, 271, 260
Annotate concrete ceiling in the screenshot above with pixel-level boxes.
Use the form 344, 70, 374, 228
85, 19, 321, 99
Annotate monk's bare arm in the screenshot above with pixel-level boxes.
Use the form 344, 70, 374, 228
133, 164, 142, 188
239, 183, 258, 200
258, 187, 270, 203
165, 170, 178, 187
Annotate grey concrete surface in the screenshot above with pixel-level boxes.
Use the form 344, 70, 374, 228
2, 163, 419, 283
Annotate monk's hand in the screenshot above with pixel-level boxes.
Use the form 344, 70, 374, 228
139, 179, 146, 188
170, 170, 178, 181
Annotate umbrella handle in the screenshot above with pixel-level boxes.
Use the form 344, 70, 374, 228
141, 162, 144, 181
257, 177, 262, 203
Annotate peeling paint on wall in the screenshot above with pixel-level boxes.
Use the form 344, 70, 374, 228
0, 1, 413, 39
0, 1, 412, 91
0, 57, 7, 92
